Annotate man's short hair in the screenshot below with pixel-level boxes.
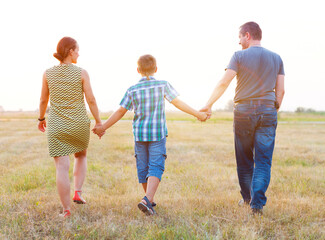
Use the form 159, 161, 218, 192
240, 22, 262, 40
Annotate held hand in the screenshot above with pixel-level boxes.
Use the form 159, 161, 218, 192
199, 106, 212, 120
38, 120, 46, 132
96, 130, 106, 139
92, 122, 103, 134
92, 123, 106, 139
97, 131, 106, 139
197, 111, 209, 122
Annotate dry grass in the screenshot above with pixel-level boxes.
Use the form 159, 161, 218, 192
0, 113, 324, 239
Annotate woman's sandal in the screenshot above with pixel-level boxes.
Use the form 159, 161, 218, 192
73, 190, 86, 204
137, 196, 156, 215
59, 209, 71, 218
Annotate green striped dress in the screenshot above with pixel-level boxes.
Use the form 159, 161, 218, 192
46, 64, 90, 157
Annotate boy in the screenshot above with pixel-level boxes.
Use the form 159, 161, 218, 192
93, 55, 208, 215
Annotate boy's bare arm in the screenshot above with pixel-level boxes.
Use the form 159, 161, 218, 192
171, 97, 207, 121
92, 106, 128, 134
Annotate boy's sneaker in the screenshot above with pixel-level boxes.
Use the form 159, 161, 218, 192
238, 199, 250, 206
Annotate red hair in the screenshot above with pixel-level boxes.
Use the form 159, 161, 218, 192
53, 37, 77, 62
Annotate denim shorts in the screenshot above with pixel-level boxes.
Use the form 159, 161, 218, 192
134, 137, 167, 183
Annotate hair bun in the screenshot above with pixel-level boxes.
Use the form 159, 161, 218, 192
54, 37, 77, 62
53, 52, 63, 61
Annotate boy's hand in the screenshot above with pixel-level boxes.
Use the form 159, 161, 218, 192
92, 123, 106, 139
96, 130, 106, 139
197, 111, 209, 122
200, 106, 212, 120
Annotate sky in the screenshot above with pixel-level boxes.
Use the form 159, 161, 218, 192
0, 0, 324, 112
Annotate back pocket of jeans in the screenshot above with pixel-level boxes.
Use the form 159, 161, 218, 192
260, 111, 277, 127
234, 112, 252, 136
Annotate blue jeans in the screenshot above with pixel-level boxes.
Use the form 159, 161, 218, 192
134, 137, 167, 183
233, 102, 277, 209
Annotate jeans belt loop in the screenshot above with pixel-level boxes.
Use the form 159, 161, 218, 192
235, 100, 275, 107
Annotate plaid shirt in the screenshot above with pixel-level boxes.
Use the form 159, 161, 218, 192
120, 76, 179, 142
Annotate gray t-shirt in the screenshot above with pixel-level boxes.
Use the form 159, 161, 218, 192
227, 46, 285, 103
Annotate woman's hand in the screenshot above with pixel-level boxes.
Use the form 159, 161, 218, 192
92, 123, 106, 139
38, 120, 47, 132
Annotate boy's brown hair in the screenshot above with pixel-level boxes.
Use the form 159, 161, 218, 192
137, 55, 157, 80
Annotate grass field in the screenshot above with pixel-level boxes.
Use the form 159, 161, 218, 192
0, 112, 324, 239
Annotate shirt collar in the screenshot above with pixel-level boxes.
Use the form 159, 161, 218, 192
139, 76, 156, 82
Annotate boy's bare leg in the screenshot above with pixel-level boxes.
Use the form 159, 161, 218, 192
141, 183, 147, 193
142, 176, 159, 204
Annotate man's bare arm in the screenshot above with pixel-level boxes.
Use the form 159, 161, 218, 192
275, 74, 285, 111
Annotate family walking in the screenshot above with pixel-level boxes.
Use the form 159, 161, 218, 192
38, 22, 285, 218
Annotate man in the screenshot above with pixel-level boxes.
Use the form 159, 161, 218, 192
201, 22, 285, 214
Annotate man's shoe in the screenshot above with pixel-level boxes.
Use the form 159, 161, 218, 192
238, 199, 250, 206
252, 208, 263, 215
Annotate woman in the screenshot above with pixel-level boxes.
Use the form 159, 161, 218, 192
38, 37, 103, 217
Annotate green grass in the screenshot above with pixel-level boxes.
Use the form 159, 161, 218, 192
0, 113, 324, 239
277, 111, 325, 122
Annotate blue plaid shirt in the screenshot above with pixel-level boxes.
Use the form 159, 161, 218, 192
120, 76, 179, 142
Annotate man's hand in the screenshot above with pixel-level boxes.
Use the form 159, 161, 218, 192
197, 111, 209, 122
200, 106, 212, 120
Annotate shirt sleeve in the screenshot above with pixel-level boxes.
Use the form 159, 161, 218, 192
226, 52, 238, 72
119, 90, 133, 111
164, 81, 179, 102
278, 56, 285, 75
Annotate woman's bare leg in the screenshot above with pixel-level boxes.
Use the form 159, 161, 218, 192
73, 149, 87, 191
54, 156, 71, 211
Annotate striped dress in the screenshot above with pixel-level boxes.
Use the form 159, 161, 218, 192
46, 64, 90, 157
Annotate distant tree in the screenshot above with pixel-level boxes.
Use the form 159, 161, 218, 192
224, 99, 234, 112
295, 107, 316, 113
306, 108, 316, 113
295, 107, 305, 113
